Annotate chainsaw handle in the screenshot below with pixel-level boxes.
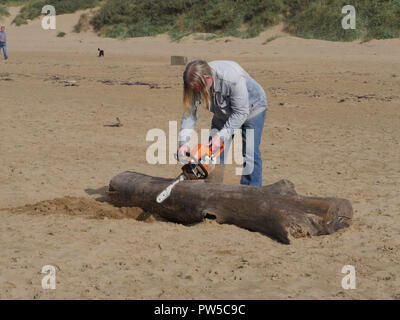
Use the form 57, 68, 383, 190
176, 142, 225, 164
209, 142, 225, 159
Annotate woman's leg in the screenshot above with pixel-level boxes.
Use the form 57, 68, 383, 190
1, 45, 7, 58
240, 109, 267, 186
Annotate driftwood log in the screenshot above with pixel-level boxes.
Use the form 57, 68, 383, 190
106, 171, 353, 244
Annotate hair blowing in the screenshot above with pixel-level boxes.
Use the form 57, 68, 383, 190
183, 59, 212, 114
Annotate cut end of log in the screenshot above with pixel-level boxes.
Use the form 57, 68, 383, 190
322, 199, 353, 234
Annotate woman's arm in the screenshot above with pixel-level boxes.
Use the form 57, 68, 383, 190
218, 76, 250, 141
178, 101, 200, 147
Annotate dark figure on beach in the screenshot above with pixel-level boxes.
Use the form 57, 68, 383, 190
98, 48, 104, 57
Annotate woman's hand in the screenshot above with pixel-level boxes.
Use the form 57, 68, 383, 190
209, 134, 223, 154
177, 144, 190, 162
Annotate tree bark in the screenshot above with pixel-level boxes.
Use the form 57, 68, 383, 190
106, 171, 353, 244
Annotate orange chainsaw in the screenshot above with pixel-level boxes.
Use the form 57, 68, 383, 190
156, 143, 224, 203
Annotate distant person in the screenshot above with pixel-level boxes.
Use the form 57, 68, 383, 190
0, 26, 8, 60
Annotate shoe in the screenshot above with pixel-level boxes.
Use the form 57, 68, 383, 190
4, 56, 7, 60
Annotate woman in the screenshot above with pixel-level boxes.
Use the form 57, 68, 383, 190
178, 60, 267, 186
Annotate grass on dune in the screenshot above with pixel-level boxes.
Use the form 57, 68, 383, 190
4, 0, 400, 41
0, 6, 10, 18
11, 0, 100, 26
92, 0, 400, 41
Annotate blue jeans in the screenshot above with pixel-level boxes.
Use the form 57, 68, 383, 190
0, 43, 7, 58
210, 108, 267, 186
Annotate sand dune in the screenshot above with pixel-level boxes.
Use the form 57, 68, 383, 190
0, 9, 399, 299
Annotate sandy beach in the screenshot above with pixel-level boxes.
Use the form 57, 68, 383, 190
0, 8, 399, 299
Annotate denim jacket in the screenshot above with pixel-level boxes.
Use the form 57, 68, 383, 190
0, 32, 6, 43
178, 60, 267, 145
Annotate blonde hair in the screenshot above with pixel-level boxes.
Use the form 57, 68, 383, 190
183, 59, 212, 114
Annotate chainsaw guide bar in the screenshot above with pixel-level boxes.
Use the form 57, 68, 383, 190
156, 143, 224, 203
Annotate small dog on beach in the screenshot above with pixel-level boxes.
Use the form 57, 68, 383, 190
98, 48, 104, 57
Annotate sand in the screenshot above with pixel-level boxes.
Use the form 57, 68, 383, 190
0, 8, 399, 299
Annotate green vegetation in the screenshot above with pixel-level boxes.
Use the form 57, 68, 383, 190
2, 0, 399, 41
283, 0, 400, 41
0, 1, 30, 6
90, 0, 286, 39
12, 0, 99, 26
91, 0, 400, 41
74, 12, 90, 33
91, 0, 188, 38
262, 35, 280, 45
0, 0, 22, 19
0, 6, 10, 18
56, 31, 65, 37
